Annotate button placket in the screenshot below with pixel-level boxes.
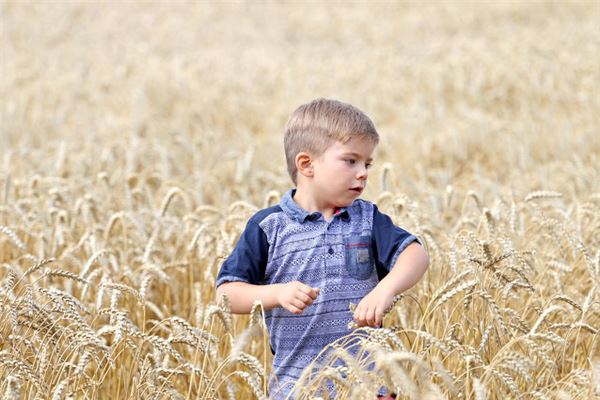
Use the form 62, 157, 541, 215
323, 218, 335, 276
324, 222, 329, 256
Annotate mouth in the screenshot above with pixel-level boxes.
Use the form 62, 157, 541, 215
350, 187, 363, 194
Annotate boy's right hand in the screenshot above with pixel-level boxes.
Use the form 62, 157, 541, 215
276, 281, 320, 315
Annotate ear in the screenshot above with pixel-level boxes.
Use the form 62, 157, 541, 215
295, 152, 314, 178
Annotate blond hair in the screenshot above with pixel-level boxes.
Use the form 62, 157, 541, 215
283, 98, 379, 184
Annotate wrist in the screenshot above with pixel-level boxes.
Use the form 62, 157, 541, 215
270, 283, 284, 307
375, 279, 400, 299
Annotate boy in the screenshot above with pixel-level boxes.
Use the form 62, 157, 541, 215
216, 98, 429, 399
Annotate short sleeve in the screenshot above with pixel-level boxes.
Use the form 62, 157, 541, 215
371, 204, 420, 279
216, 218, 269, 288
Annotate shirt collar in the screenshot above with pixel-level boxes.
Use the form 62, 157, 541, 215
279, 189, 351, 223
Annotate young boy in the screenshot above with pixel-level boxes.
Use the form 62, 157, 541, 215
216, 98, 429, 399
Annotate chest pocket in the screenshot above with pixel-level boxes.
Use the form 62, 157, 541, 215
345, 235, 374, 280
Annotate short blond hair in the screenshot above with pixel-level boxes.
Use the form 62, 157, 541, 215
283, 98, 379, 184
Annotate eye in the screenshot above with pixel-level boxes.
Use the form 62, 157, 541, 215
366, 163, 372, 169
344, 159, 356, 165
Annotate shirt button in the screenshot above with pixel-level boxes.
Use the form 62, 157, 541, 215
328, 248, 334, 255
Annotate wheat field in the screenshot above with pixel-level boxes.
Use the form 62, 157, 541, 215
1, 1, 599, 399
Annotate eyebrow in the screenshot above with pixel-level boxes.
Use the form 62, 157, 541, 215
342, 152, 373, 162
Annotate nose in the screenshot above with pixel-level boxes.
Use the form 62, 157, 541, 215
356, 164, 368, 181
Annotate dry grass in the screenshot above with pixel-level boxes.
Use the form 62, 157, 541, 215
1, 1, 599, 399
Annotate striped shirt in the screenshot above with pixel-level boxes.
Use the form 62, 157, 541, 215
216, 189, 418, 399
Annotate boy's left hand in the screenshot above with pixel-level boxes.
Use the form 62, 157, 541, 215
353, 287, 394, 328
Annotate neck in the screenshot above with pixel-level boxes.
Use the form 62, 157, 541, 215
293, 185, 337, 221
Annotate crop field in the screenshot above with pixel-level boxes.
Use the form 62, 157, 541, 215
1, 1, 599, 399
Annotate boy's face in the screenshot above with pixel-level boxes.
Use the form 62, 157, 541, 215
311, 137, 376, 208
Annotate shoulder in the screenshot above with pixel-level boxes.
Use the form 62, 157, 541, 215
345, 199, 376, 234
247, 205, 283, 226
246, 205, 285, 240
354, 199, 390, 219
348, 198, 375, 218
350, 199, 396, 233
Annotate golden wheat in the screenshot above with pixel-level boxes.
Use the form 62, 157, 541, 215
1, 1, 599, 399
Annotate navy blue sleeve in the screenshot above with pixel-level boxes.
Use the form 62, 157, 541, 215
216, 216, 269, 287
371, 204, 420, 280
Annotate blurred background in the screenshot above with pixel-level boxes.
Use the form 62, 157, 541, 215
2, 1, 598, 208
2, 3, 600, 398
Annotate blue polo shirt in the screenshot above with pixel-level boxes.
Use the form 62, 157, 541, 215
216, 189, 418, 399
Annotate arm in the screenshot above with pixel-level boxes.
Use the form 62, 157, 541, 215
216, 281, 320, 315
215, 211, 320, 315
353, 242, 429, 327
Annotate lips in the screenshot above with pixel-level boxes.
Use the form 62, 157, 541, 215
350, 187, 363, 193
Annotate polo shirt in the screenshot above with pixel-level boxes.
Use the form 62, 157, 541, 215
216, 189, 418, 399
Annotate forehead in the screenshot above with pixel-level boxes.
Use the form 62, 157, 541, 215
326, 137, 376, 157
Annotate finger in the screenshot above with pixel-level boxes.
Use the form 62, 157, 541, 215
354, 303, 366, 324
306, 288, 318, 300
353, 305, 362, 323
291, 298, 307, 310
295, 292, 313, 305
288, 304, 303, 315
297, 283, 319, 300
286, 304, 303, 315
374, 308, 383, 328
356, 308, 367, 327
366, 307, 376, 327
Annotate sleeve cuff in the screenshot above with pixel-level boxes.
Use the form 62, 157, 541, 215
389, 235, 420, 271
216, 275, 250, 288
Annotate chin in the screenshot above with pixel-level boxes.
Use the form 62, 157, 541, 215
333, 192, 359, 208
337, 198, 355, 207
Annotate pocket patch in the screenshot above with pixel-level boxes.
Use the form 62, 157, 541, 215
356, 248, 370, 264
345, 235, 373, 280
